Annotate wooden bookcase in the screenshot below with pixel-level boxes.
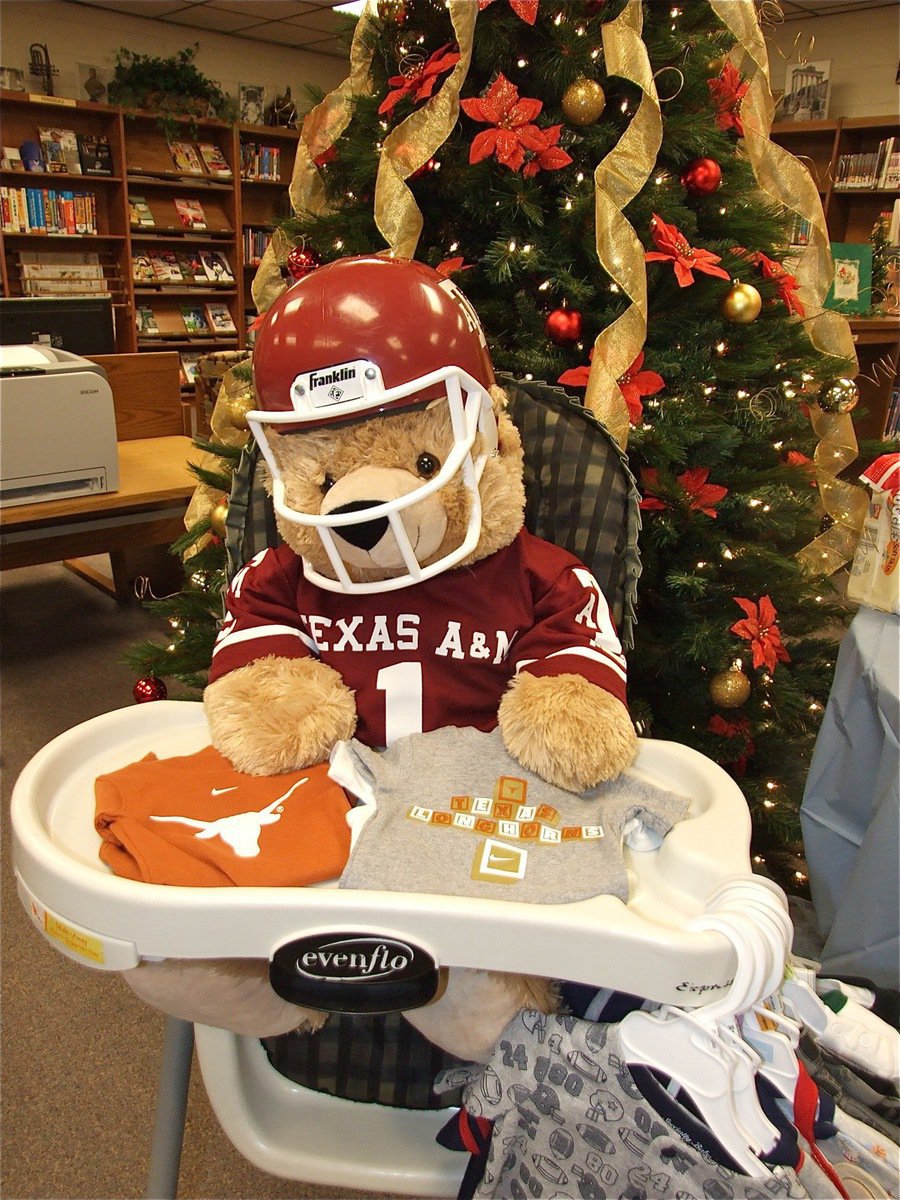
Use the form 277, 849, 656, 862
1, 92, 302, 393
772, 115, 900, 440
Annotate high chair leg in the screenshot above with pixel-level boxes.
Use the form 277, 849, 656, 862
145, 1017, 194, 1200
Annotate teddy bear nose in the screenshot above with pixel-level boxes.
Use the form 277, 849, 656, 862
329, 501, 390, 551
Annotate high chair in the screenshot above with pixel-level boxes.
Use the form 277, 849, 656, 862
11, 378, 776, 1199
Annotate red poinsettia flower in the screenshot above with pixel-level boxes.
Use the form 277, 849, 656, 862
478, 0, 539, 23
617, 351, 664, 424
753, 250, 805, 317
522, 124, 573, 178
785, 449, 817, 487
645, 214, 731, 287
378, 43, 461, 117
730, 595, 791, 672
708, 61, 749, 137
558, 348, 592, 390
707, 714, 755, 776
639, 466, 728, 518
312, 145, 337, 168
461, 73, 546, 173
436, 256, 472, 277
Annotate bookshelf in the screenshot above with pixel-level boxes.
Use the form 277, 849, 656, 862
0, 92, 304, 387
772, 115, 900, 440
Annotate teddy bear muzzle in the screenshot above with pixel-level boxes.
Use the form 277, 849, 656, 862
319, 465, 450, 570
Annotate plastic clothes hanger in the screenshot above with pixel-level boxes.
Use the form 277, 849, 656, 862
742, 1002, 802, 1103
619, 905, 780, 1178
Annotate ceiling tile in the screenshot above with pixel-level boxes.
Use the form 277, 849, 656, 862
70, 0, 196, 14
164, 5, 262, 30
202, 0, 315, 17
284, 6, 349, 30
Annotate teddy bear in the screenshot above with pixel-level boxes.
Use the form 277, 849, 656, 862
122, 254, 637, 1063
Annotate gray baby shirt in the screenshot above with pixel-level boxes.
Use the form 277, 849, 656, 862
335, 727, 689, 904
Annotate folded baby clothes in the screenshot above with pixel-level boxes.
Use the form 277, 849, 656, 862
95, 744, 351, 886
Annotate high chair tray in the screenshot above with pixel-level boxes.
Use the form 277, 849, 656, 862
13, 701, 752, 1005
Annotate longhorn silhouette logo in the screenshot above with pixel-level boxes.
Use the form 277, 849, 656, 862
150, 778, 308, 857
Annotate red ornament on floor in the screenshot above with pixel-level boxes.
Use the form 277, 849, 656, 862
544, 307, 583, 345
133, 676, 167, 703
680, 157, 722, 196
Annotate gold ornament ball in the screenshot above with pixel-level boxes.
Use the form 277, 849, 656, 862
377, 0, 406, 21
210, 501, 229, 539
562, 78, 606, 126
221, 390, 255, 431
817, 376, 859, 414
708, 54, 727, 77
709, 668, 751, 709
721, 282, 762, 324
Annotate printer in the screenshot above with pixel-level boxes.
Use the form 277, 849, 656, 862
0, 344, 119, 507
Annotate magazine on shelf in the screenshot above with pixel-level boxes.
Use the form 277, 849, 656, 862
180, 351, 202, 385
199, 249, 234, 282
175, 249, 209, 284
204, 301, 237, 334
150, 250, 184, 284
136, 305, 160, 336
174, 197, 207, 230
197, 142, 232, 177
131, 252, 156, 283
129, 196, 155, 227
38, 129, 69, 173
181, 305, 209, 334
825, 242, 874, 315
168, 140, 204, 175
76, 133, 113, 176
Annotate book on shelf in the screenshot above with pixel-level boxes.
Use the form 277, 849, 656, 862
199, 249, 234, 283
175, 249, 209, 284
834, 139, 900, 190
197, 142, 232, 177
240, 141, 282, 181
787, 212, 812, 248
136, 305, 160, 336
204, 301, 237, 334
885, 384, 900, 440
1, 186, 97, 234
132, 252, 157, 283
22, 278, 110, 296
38, 127, 80, 174
243, 226, 272, 266
129, 195, 155, 227
2, 146, 24, 171
173, 197, 207, 230
180, 350, 202, 385
883, 152, 900, 191
181, 305, 209, 334
168, 140, 204, 175
150, 250, 184, 284
76, 133, 113, 176
20, 263, 104, 280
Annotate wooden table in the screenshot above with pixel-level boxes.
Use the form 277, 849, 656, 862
0, 435, 196, 601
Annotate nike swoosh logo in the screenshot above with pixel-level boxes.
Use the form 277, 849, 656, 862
211, 786, 238, 796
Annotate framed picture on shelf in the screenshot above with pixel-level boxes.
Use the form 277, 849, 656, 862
777, 59, 831, 121
825, 242, 874, 315
239, 83, 266, 125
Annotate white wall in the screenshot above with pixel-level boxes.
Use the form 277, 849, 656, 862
765, 6, 900, 120
0, 1, 346, 116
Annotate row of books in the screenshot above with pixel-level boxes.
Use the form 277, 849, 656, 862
1, 186, 99, 235
788, 212, 812, 248
1, 128, 113, 176
884, 385, 900, 440
133, 248, 235, 285
243, 226, 272, 267
834, 138, 900, 190
240, 142, 282, 181
130, 195, 211, 231
167, 139, 232, 179
136, 302, 238, 338
14, 249, 110, 297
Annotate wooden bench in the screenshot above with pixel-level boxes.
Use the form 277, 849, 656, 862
0, 352, 198, 601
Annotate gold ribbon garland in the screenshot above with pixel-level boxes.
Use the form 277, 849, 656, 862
708, 0, 866, 574
374, 0, 477, 257
251, 8, 379, 313
583, 0, 662, 450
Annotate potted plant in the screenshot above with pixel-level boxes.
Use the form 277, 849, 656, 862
108, 44, 237, 136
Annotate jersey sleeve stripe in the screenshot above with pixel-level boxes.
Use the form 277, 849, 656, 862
516, 645, 627, 684
212, 624, 314, 657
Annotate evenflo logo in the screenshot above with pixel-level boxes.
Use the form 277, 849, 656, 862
296, 935, 415, 981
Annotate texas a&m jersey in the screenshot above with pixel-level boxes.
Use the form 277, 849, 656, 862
209, 528, 627, 749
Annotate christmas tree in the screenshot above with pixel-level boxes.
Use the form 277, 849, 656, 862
131, 0, 882, 890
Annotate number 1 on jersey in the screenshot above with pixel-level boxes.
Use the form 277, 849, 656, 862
376, 661, 423, 745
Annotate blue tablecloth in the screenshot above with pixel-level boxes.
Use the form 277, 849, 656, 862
800, 607, 900, 988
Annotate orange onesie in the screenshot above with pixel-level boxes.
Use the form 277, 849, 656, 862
94, 745, 351, 887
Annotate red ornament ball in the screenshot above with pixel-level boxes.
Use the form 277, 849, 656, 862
133, 675, 167, 703
544, 307, 583, 346
680, 157, 722, 196
286, 246, 320, 281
